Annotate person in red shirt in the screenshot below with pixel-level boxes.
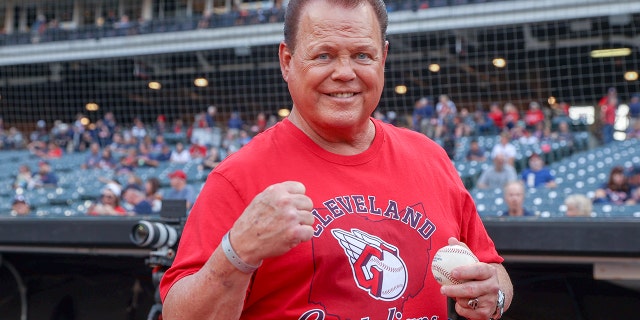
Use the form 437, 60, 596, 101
524, 101, 545, 129
159, 0, 512, 319
503, 102, 520, 130
188, 142, 208, 160
598, 88, 618, 144
86, 183, 127, 216
487, 102, 504, 131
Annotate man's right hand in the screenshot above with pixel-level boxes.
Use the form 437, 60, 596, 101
227, 181, 315, 267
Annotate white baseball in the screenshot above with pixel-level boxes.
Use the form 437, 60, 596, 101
431, 244, 479, 285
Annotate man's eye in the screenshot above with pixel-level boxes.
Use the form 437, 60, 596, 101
356, 53, 370, 60
317, 53, 330, 60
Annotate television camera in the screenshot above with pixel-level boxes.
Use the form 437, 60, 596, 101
130, 199, 187, 320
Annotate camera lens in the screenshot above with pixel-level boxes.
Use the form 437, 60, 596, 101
131, 220, 178, 248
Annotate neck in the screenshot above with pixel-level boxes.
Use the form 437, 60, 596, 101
288, 109, 375, 156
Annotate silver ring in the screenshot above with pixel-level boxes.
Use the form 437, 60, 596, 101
467, 297, 479, 310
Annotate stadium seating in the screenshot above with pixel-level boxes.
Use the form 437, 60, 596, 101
470, 137, 640, 217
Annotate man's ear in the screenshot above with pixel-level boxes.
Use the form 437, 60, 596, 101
279, 41, 292, 83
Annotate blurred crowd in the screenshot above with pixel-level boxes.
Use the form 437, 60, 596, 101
1, 0, 507, 45
2, 85, 639, 217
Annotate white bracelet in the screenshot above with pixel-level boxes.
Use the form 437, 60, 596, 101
221, 231, 262, 274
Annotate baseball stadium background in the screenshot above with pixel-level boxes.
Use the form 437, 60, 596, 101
0, 0, 639, 319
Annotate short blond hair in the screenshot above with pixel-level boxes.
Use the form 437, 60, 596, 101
564, 194, 592, 217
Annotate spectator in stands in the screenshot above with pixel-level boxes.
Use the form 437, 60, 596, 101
520, 153, 556, 188
30, 14, 47, 43
130, 116, 148, 141
82, 142, 102, 169
153, 144, 173, 162
171, 118, 187, 141
151, 134, 167, 155
114, 14, 134, 36
451, 114, 472, 138
503, 102, 519, 130
473, 108, 495, 135
627, 120, 640, 140
163, 169, 197, 211
50, 120, 72, 150
103, 111, 117, 134
512, 123, 538, 146
42, 141, 64, 159
32, 119, 50, 143
564, 194, 592, 217
136, 143, 160, 167
457, 107, 476, 136
13, 164, 33, 189
97, 147, 117, 170
593, 166, 632, 205
108, 132, 128, 157
198, 10, 214, 29
6, 127, 25, 149
221, 130, 242, 156
626, 163, 640, 184
118, 148, 139, 173
155, 114, 168, 136
524, 101, 545, 130
465, 139, 486, 162
87, 183, 127, 216
434, 94, 456, 138
11, 195, 31, 216
598, 87, 618, 144
475, 153, 518, 190
145, 177, 163, 212
189, 141, 208, 162
487, 102, 504, 132
71, 113, 86, 151
499, 180, 534, 217
251, 112, 268, 134
412, 96, 435, 135
490, 131, 517, 166
29, 160, 58, 189
553, 121, 575, 151
122, 184, 153, 215
436, 94, 457, 115
193, 111, 208, 129
227, 111, 244, 132
205, 105, 220, 128
170, 142, 192, 163
90, 119, 113, 147
628, 94, 640, 132
200, 146, 221, 171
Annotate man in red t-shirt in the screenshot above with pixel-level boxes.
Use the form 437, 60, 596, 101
159, 0, 513, 319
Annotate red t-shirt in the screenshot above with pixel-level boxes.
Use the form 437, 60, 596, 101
160, 118, 503, 319
524, 110, 544, 127
487, 110, 504, 129
600, 102, 617, 125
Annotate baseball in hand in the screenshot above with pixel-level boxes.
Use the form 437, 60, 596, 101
431, 244, 479, 285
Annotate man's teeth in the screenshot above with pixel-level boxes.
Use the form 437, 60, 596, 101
331, 93, 355, 98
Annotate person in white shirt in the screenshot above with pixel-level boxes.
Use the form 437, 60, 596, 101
490, 132, 517, 166
170, 142, 192, 163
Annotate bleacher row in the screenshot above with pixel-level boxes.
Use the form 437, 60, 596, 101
0, 151, 208, 216
0, 0, 509, 47
2, 130, 639, 218
470, 138, 640, 218
452, 131, 591, 190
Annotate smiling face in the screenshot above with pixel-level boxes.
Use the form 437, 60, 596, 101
279, 0, 388, 143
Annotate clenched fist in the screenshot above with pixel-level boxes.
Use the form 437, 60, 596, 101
227, 181, 315, 266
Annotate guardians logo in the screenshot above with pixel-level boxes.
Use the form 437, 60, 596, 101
305, 195, 437, 320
